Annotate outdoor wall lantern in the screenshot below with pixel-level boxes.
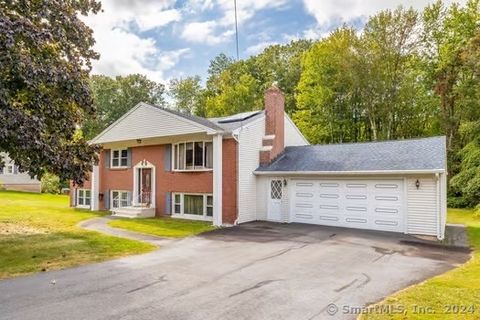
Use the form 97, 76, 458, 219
99, 193, 104, 202
283, 178, 287, 187
415, 179, 420, 190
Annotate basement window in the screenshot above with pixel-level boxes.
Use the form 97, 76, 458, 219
172, 193, 213, 221
77, 189, 91, 208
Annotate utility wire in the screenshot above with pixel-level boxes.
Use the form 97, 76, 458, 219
234, 0, 239, 60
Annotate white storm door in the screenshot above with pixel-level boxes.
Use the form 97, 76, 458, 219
267, 179, 283, 222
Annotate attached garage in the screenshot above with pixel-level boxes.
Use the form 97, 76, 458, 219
255, 137, 447, 239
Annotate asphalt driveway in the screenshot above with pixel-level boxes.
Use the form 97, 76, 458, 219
0, 222, 469, 320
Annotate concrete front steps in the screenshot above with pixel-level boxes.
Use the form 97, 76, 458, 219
111, 206, 155, 218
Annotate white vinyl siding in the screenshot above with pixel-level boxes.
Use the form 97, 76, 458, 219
0, 153, 41, 191
406, 176, 438, 236
92, 103, 217, 144
238, 117, 265, 223
284, 114, 309, 146
256, 176, 269, 220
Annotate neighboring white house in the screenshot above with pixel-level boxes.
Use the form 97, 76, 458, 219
0, 153, 41, 193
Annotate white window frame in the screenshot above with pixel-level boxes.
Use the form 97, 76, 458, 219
172, 141, 213, 172
76, 189, 91, 208
171, 193, 213, 221
111, 149, 128, 168
3, 164, 15, 175
111, 190, 130, 208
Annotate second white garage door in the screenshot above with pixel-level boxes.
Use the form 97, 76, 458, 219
290, 179, 404, 233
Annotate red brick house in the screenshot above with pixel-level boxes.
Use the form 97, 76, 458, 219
71, 86, 448, 239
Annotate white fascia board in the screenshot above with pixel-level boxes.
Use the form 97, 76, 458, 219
253, 169, 446, 176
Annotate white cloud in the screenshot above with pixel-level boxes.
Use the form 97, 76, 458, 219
181, 0, 287, 46
82, 0, 187, 82
181, 20, 234, 45
217, 0, 288, 26
303, 0, 467, 26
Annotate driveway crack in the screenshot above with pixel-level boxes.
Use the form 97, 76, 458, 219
229, 279, 282, 298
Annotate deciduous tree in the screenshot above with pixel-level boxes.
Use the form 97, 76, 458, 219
0, 0, 101, 184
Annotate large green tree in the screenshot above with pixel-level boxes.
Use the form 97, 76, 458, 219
295, 8, 435, 144
0, 0, 101, 184
83, 74, 165, 139
422, 0, 480, 151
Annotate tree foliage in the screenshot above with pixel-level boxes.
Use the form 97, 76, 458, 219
202, 40, 312, 117
0, 0, 101, 184
168, 76, 203, 115
83, 74, 166, 139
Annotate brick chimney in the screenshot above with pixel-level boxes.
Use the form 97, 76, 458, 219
259, 85, 285, 166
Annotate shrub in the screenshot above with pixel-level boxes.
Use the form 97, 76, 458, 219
447, 196, 469, 208
41, 173, 61, 194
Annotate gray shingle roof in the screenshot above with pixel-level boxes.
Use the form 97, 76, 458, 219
257, 136, 446, 173
149, 105, 264, 133
148, 104, 225, 131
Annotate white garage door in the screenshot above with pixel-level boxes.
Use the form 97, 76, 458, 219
290, 179, 404, 232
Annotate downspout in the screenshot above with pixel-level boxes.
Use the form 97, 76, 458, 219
232, 130, 240, 225
435, 173, 442, 240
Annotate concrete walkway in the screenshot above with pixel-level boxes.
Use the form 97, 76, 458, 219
78, 217, 175, 246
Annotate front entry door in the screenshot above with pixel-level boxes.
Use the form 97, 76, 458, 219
138, 168, 152, 205
267, 179, 283, 221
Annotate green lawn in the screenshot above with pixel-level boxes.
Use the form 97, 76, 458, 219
361, 208, 480, 320
0, 191, 154, 279
108, 216, 216, 238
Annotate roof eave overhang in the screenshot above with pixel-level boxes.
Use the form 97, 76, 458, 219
88, 129, 223, 146
253, 169, 446, 176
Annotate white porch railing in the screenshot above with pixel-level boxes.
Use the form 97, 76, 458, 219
111, 192, 152, 209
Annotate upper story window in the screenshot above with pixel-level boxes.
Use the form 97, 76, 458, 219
2, 163, 15, 175
173, 141, 213, 171
111, 149, 128, 168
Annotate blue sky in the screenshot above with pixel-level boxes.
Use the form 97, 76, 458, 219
82, 0, 465, 84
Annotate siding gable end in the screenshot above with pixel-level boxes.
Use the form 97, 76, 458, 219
91, 103, 219, 144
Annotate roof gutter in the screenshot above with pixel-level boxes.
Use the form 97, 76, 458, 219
253, 169, 446, 176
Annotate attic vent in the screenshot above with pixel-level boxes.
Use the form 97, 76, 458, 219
217, 111, 261, 124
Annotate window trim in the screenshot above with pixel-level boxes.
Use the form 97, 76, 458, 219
110, 190, 131, 209
110, 148, 129, 169
3, 164, 15, 175
171, 193, 213, 221
172, 140, 213, 172
76, 188, 91, 209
